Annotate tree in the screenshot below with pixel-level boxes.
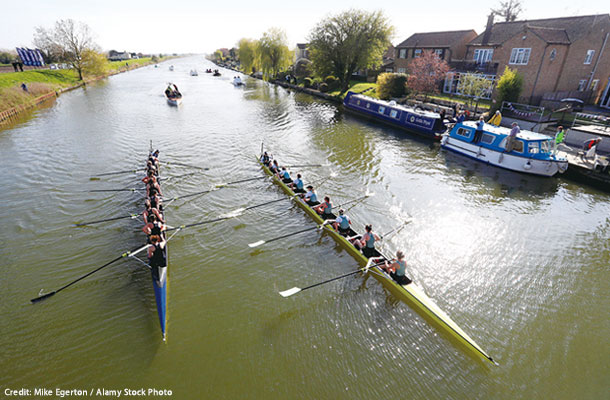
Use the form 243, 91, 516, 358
407, 50, 450, 99
308, 9, 394, 93
237, 38, 259, 74
492, 0, 523, 22
258, 28, 292, 80
81, 49, 109, 77
34, 19, 98, 80
494, 66, 523, 107
0, 50, 17, 64
457, 73, 494, 111
214, 50, 224, 61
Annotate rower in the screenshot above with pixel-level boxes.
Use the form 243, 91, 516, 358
321, 209, 351, 236
351, 224, 381, 258
301, 185, 319, 206
278, 167, 292, 183
289, 173, 305, 193
142, 212, 166, 236
368, 251, 411, 285
269, 160, 280, 174
313, 195, 333, 218
148, 234, 167, 274
143, 199, 164, 224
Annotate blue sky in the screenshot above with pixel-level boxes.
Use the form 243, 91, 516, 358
1, 0, 607, 54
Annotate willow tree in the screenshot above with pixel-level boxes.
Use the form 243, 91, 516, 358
258, 28, 292, 80
308, 9, 394, 93
34, 19, 98, 80
237, 38, 259, 74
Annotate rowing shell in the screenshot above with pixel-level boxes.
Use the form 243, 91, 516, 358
257, 155, 497, 365
148, 148, 168, 340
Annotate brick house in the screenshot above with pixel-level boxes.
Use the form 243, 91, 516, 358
393, 30, 478, 74
450, 14, 610, 107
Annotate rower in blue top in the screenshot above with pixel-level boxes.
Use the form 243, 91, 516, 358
367, 250, 411, 285
350, 224, 381, 258
301, 185, 319, 206
313, 196, 333, 218
278, 166, 292, 183
321, 208, 352, 236
289, 173, 305, 193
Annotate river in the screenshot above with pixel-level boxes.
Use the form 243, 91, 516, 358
1, 56, 608, 399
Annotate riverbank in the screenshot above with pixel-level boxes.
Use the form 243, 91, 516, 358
0, 57, 170, 124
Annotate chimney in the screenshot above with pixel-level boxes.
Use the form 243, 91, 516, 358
482, 13, 495, 45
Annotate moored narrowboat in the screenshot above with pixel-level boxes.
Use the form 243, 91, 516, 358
343, 91, 446, 140
441, 121, 568, 177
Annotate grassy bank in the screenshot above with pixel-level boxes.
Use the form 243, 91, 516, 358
0, 57, 162, 116
328, 81, 378, 99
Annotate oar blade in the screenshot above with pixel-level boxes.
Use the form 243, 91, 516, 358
279, 287, 301, 297
30, 291, 57, 304
248, 240, 266, 248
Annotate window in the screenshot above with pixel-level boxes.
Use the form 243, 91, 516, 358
481, 134, 495, 144
434, 49, 443, 58
385, 68, 393, 72
549, 48, 556, 61
528, 142, 540, 154
578, 79, 587, 91
366, 103, 370, 109
591, 79, 599, 91
414, 49, 422, 58
456, 128, 471, 138
500, 138, 523, 152
473, 49, 493, 64
399, 48, 407, 59
584, 50, 595, 65
509, 48, 531, 65
390, 110, 399, 119
397, 67, 406, 73
378, 106, 385, 114
540, 140, 551, 153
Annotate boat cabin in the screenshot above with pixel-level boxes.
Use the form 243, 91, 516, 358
450, 122, 555, 160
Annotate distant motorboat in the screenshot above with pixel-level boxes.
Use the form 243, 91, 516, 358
169, 65, 174, 71
213, 69, 221, 76
232, 76, 243, 86
167, 97, 182, 106
190, 69, 198, 76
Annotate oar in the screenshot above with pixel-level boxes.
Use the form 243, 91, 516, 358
30, 243, 150, 303
74, 213, 141, 227
216, 176, 269, 186
91, 168, 144, 178
279, 262, 386, 298
166, 198, 287, 232
380, 220, 412, 240
165, 161, 209, 170
164, 187, 219, 202
248, 226, 319, 248
87, 188, 146, 193
335, 193, 373, 209
284, 164, 323, 168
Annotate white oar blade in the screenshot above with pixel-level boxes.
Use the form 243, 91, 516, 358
220, 207, 245, 218
248, 240, 266, 248
365, 190, 375, 197
279, 287, 301, 297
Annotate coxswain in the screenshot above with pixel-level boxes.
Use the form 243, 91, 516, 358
289, 173, 305, 193
321, 209, 351, 236
261, 152, 271, 166
302, 185, 319, 206
313, 195, 333, 218
278, 167, 292, 183
351, 224, 381, 258
147, 234, 167, 272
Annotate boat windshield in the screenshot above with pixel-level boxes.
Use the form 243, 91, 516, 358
540, 140, 551, 153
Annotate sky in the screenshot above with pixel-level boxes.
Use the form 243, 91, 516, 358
1, 0, 608, 54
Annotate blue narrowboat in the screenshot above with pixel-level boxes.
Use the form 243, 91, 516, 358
343, 91, 446, 140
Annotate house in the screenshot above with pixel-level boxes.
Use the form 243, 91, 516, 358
108, 50, 132, 61
450, 14, 610, 107
394, 30, 478, 74
294, 43, 309, 64
382, 45, 395, 72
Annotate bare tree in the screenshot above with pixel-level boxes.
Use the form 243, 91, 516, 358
34, 19, 97, 80
492, 0, 524, 22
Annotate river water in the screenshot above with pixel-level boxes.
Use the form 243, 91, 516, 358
1, 56, 608, 399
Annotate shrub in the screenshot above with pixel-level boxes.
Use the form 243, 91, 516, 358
324, 75, 340, 91
303, 77, 313, 88
319, 82, 329, 92
376, 73, 408, 100
494, 66, 523, 109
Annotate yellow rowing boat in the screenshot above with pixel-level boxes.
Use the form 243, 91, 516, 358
258, 155, 497, 365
